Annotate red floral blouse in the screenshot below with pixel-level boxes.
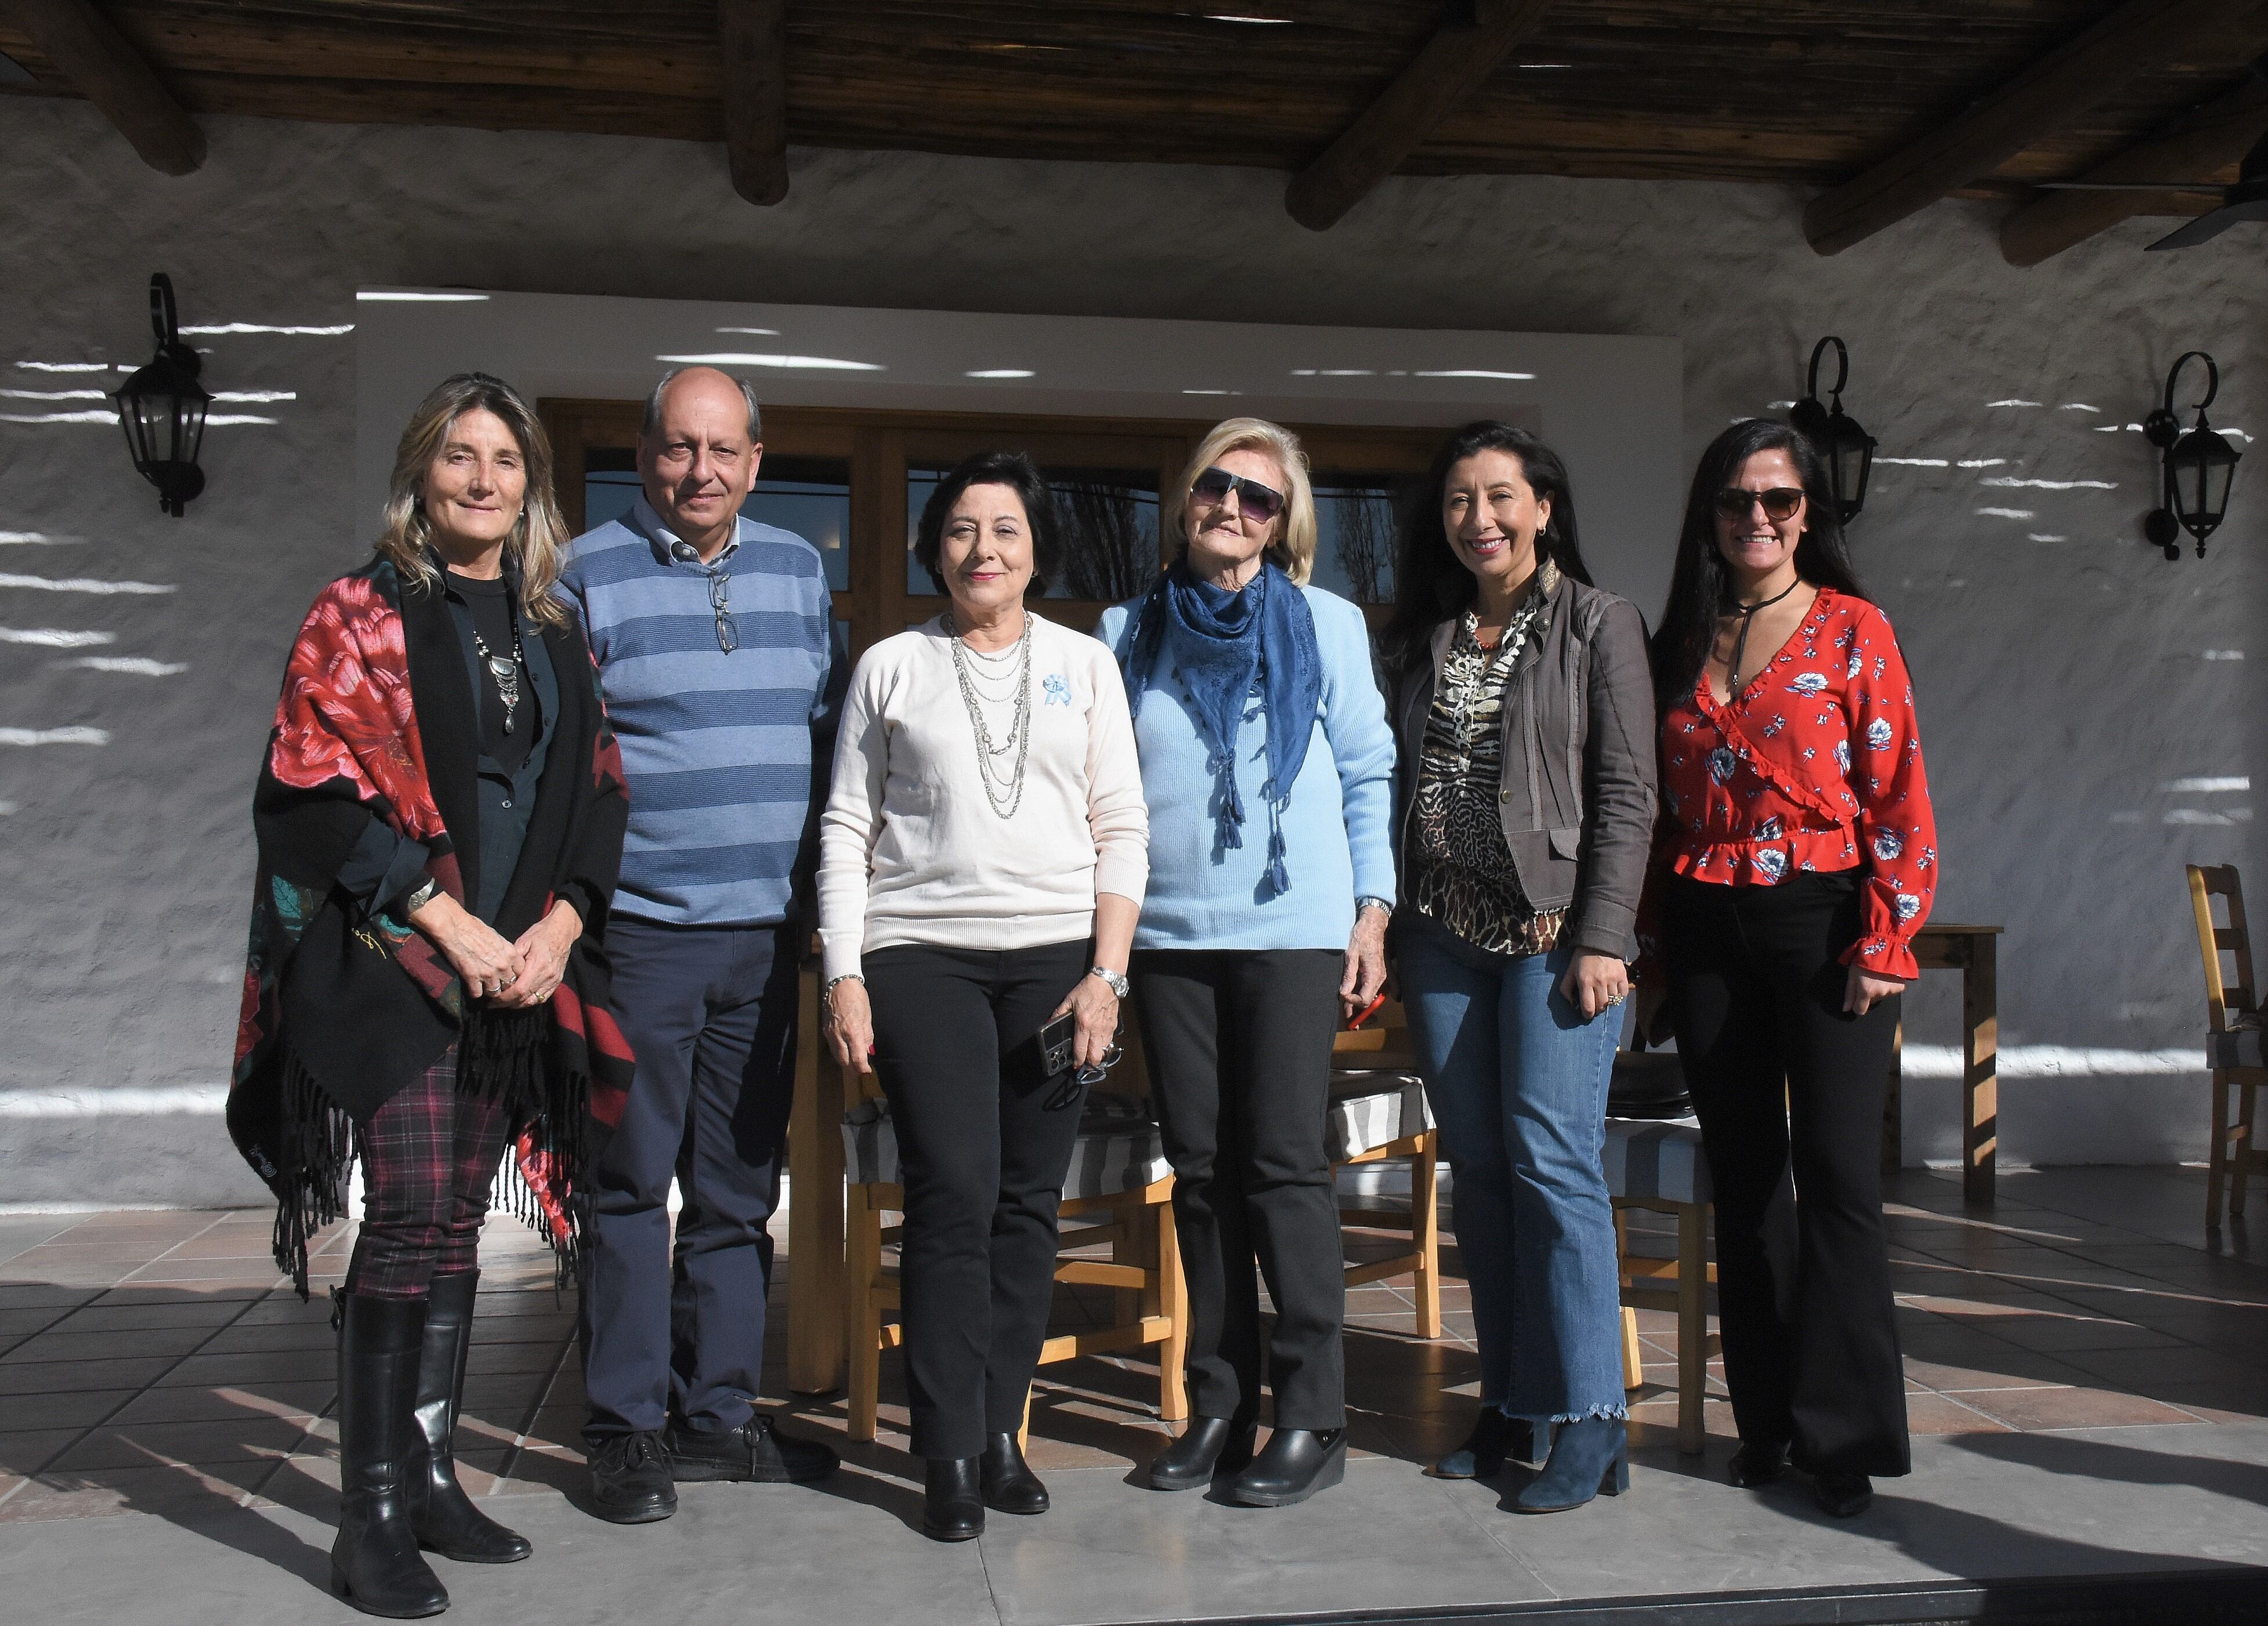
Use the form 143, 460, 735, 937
1651, 588, 1937, 980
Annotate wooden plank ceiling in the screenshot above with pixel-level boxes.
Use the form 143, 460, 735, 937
2, 1, 2263, 261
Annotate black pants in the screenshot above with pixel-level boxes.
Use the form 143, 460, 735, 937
578, 918, 798, 1442
866, 938, 1090, 1460
1663, 872, 1911, 1478
1130, 949, 1346, 1432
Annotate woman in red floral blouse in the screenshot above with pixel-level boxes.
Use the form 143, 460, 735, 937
1640, 418, 1935, 1519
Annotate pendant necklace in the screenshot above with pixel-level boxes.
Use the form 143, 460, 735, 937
949, 612, 1033, 818
472, 597, 527, 736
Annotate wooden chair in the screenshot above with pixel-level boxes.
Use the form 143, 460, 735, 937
2187, 865, 2265, 1230
1328, 996, 1442, 1339
837, 1010, 1188, 1444
1604, 1068, 1717, 1456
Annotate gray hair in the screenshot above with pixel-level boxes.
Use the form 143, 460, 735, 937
641, 366, 762, 442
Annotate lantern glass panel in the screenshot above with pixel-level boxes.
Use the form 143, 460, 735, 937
2171, 429, 2240, 536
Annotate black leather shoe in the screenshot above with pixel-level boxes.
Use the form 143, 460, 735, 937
1225, 1428, 1347, 1508
330, 1293, 449, 1618
1814, 1471, 1874, 1517
923, 1457, 985, 1541
587, 1432, 676, 1524
1432, 1409, 1532, 1479
978, 1432, 1049, 1514
1146, 1417, 1258, 1492
404, 1271, 530, 1564
664, 1415, 838, 1484
1728, 1439, 1790, 1488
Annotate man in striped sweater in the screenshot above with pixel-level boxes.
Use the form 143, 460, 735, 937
557, 367, 845, 1523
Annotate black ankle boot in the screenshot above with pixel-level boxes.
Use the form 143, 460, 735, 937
1728, 1438, 1790, 1488
923, 1457, 985, 1541
1226, 1428, 1347, 1508
1432, 1409, 1532, 1479
978, 1433, 1049, 1515
1146, 1416, 1259, 1492
404, 1271, 530, 1564
332, 1293, 450, 1618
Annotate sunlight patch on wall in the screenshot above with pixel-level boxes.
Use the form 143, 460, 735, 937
2165, 808, 2253, 826
1976, 507, 2034, 519
13, 362, 110, 373
178, 322, 353, 337
654, 352, 882, 371
356, 292, 487, 303
2164, 776, 2249, 793
1875, 457, 1949, 467
0, 627, 114, 646
64, 656, 187, 676
0, 727, 110, 746
1981, 477, 2117, 491
1988, 400, 2042, 408
0, 573, 176, 595
1902, 1045, 2201, 1078
2027, 534, 2067, 543
1959, 459, 2006, 468
0, 532, 73, 545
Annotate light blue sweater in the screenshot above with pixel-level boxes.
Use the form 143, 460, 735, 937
1097, 584, 1397, 952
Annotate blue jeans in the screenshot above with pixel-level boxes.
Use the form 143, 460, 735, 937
1397, 912, 1626, 1425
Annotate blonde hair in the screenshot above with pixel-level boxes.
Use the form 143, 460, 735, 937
1163, 417, 1318, 586
374, 373, 571, 628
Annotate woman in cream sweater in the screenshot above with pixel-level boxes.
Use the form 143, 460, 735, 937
818, 450, 1148, 1542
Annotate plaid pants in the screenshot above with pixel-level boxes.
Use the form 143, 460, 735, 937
345, 1045, 511, 1300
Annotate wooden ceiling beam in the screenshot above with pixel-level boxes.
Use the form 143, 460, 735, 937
2000, 73, 2268, 266
716, 0, 787, 206
1285, 0, 1550, 232
3, 0, 202, 174
1802, 0, 2247, 257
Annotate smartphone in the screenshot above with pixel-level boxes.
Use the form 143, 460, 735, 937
1038, 1011, 1078, 1076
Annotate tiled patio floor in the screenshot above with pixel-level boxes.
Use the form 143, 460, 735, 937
1, 1166, 2263, 1623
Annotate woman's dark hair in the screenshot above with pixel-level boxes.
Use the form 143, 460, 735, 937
1380, 422, 1593, 677
912, 449, 1064, 597
1649, 418, 1869, 711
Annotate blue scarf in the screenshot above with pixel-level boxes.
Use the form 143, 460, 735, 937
1122, 561, 1322, 896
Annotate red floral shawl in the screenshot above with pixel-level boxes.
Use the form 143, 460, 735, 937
229, 558, 634, 1293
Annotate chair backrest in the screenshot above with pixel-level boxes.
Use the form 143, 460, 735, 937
2187, 864, 2258, 1035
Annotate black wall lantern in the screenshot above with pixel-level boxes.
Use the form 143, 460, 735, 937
111, 273, 211, 518
1789, 336, 1878, 525
2143, 351, 2241, 561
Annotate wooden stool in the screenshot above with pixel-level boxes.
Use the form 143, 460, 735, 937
840, 1092, 1188, 1444
1329, 998, 1442, 1339
1604, 1114, 1717, 1455
2188, 864, 2265, 1230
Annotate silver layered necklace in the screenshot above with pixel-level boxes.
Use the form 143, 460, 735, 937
948, 611, 1034, 819
472, 597, 527, 736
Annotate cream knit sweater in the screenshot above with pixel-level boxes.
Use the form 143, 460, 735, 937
817, 612, 1148, 981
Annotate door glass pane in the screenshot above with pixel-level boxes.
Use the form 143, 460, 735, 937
1310, 475, 1404, 608
584, 452, 851, 592
908, 462, 1160, 602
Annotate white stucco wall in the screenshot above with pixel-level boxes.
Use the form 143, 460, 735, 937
1, 97, 2260, 1207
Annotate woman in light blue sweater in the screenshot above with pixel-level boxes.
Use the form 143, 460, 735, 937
1097, 418, 1397, 1508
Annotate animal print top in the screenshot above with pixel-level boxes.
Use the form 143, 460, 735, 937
1406, 564, 1566, 957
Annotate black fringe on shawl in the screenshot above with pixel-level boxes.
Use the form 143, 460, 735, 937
267, 1005, 586, 1297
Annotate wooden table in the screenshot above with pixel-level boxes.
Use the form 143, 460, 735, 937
1881, 923, 2003, 1205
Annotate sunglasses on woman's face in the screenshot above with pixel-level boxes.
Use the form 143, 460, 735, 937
1713, 487, 1806, 522
1190, 466, 1287, 525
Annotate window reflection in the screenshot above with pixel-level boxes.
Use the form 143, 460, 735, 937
1310, 476, 1404, 606
585, 453, 851, 591
907, 463, 1160, 601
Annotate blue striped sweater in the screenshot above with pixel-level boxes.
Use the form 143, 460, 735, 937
557, 498, 841, 927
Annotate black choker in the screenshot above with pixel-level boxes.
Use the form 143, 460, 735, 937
1723, 577, 1802, 699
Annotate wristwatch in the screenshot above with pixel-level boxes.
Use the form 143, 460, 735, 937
1356, 895, 1394, 919
1088, 966, 1131, 999
401, 878, 439, 916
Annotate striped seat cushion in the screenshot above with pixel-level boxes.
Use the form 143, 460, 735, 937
1327, 1070, 1434, 1163
842, 1092, 1170, 1201
2208, 1018, 2263, 1071
1604, 1117, 1712, 1206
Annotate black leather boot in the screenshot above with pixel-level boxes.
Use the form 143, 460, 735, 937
1728, 1438, 1790, 1488
923, 1457, 985, 1541
1225, 1427, 1347, 1508
978, 1432, 1049, 1514
1145, 1417, 1258, 1491
332, 1293, 450, 1618
404, 1271, 530, 1564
